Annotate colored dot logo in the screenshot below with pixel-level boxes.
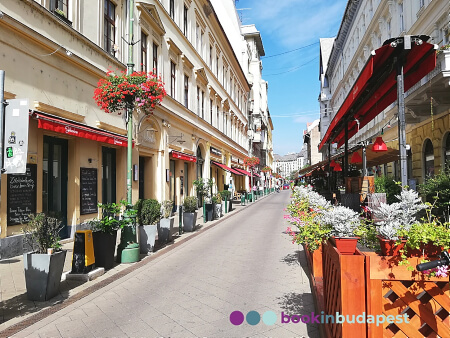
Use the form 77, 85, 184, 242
230, 311, 277, 326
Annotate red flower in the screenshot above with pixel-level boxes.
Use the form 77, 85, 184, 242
93, 70, 166, 115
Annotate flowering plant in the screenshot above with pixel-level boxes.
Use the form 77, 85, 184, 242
422, 265, 449, 278
94, 70, 166, 114
244, 156, 260, 168
437, 43, 450, 55
261, 166, 271, 173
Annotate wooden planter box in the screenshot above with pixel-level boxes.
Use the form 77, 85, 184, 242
322, 241, 366, 338
364, 252, 450, 338
304, 243, 323, 278
310, 242, 450, 338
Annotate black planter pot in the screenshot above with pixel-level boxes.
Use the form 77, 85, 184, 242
205, 203, 214, 221
93, 231, 117, 270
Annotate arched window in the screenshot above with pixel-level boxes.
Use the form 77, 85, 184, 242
444, 133, 450, 168
423, 139, 434, 177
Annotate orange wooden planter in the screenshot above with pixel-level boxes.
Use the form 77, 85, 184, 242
304, 243, 323, 278
364, 252, 450, 338
310, 242, 450, 338
322, 241, 366, 338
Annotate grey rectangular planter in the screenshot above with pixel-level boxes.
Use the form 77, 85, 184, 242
183, 211, 197, 232
158, 217, 174, 243
24, 250, 67, 301
138, 224, 157, 254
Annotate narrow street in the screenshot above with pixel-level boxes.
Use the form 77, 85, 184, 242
13, 192, 319, 338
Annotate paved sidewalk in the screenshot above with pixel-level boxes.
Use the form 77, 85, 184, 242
0, 194, 275, 336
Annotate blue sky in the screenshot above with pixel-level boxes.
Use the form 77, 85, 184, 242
237, 0, 347, 155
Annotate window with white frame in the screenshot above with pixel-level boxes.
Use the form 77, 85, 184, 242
210, 99, 213, 124
399, 2, 404, 32
169, 0, 174, 20
216, 105, 219, 129
170, 61, 176, 98
184, 75, 189, 108
183, 5, 188, 36
196, 86, 200, 116
104, 0, 115, 55
153, 42, 158, 74
141, 31, 148, 72
51, 0, 69, 19
201, 90, 205, 119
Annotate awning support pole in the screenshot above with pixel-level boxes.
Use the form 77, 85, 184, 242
362, 143, 367, 177
328, 143, 331, 192
344, 122, 349, 186
397, 59, 408, 188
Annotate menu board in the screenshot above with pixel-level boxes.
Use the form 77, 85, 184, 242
80, 168, 98, 215
7, 164, 37, 225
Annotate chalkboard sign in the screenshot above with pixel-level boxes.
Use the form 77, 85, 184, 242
80, 168, 98, 215
7, 163, 37, 226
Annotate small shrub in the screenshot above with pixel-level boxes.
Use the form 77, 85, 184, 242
161, 200, 174, 218
135, 199, 161, 226
23, 213, 63, 254
89, 202, 129, 234
183, 196, 198, 213
219, 190, 231, 200
374, 176, 401, 204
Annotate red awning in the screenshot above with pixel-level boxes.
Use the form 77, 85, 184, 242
171, 151, 197, 162
211, 161, 243, 175
233, 168, 251, 176
34, 112, 129, 147
319, 38, 437, 150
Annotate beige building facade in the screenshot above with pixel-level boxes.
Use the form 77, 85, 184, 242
0, 0, 253, 258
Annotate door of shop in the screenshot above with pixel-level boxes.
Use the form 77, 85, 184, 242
43, 136, 68, 238
139, 156, 145, 200
169, 159, 176, 212
102, 147, 116, 204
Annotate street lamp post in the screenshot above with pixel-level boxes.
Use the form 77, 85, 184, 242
126, 0, 135, 204
117, 0, 140, 264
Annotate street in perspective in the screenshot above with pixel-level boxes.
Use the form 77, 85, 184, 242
1, 0, 450, 337
2, 191, 319, 338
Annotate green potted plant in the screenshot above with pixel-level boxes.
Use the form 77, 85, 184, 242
286, 185, 332, 252
159, 200, 174, 243
22, 213, 66, 301
219, 190, 233, 212
212, 192, 222, 219
321, 205, 361, 254
183, 196, 198, 232
375, 188, 427, 255
135, 199, 161, 254
89, 202, 128, 269
419, 168, 450, 222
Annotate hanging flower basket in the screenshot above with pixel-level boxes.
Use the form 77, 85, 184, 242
261, 166, 271, 173
244, 156, 260, 168
93, 70, 166, 115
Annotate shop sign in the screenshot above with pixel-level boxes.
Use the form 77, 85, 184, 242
4, 99, 29, 174
210, 146, 222, 156
171, 150, 197, 162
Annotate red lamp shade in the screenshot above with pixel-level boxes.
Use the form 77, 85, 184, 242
372, 136, 388, 152
330, 160, 337, 167
350, 151, 363, 164
333, 162, 342, 171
